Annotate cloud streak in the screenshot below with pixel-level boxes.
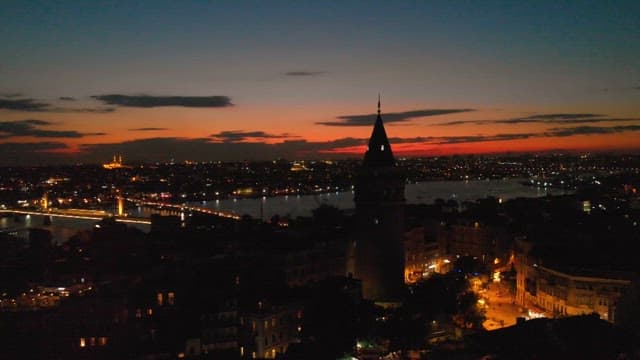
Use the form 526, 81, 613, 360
0, 98, 50, 111
129, 127, 169, 131
210, 130, 299, 142
92, 94, 233, 108
0, 96, 115, 113
0, 119, 105, 138
48, 107, 116, 113
318, 108, 475, 126
437, 113, 640, 126
285, 71, 325, 76
545, 125, 640, 137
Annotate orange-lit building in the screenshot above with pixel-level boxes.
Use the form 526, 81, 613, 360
515, 238, 632, 322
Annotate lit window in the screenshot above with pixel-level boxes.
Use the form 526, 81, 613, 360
264, 320, 269, 329
147, 308, 153, 316
136, 309, 142, 318
297, 325, 302, 332
167, 292, 175, 305
157, 293, 163, 306
252, 351, 256, 359
272, 349, 276, 358
240, 346, 244, 357
380, 145, 384, 151
90, 337, 96, 346
79, 337, 86, 348
99, 337, 108, 346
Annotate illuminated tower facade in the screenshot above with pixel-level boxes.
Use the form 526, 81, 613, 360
117, 194, 124, 217
353, 97, 406, 302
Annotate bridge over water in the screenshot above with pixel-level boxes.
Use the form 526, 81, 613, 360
1, 200, 240, 226
129, 199, 240, 220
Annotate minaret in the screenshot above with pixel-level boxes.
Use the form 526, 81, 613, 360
353, 96, 406, 303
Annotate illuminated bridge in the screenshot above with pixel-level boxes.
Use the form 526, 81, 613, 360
129, 199, 240, 220
0, 199, 240, 226
0, 209, 151, 225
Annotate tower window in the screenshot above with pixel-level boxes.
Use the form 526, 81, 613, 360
380, 145, 385, 151
374, 218, 379, 225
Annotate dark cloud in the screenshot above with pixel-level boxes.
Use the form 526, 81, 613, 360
210, 130, 299, 142
388, 136, 435, 144
0, 95, 116, 113
545, 125, 640, 137
1, 93, 23, 98
318, 109, 475, 126
48, 107, 116, 113
0, 119, 105, 138
129, 127, 169, 131
415, 125, 640, 145
285, 71, 325, 76
0, 98, 50, 111
522, 113, 602, 120
437, 113, 640, 126
434, 133, 537, 144
92, 94, 233, 108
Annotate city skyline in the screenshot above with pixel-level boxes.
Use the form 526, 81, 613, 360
2, 1, 639, 165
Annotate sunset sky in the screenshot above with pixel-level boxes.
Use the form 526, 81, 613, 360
1, 1, 639, 165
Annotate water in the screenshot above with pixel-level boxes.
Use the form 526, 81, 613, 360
190, 178, 568, 220
1, 178, 567, 244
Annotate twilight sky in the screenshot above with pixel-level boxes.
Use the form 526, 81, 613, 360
1, 0, 639, 165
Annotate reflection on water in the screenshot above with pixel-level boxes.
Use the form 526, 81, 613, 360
189, 178, 569, 220
0, 178, 567, 244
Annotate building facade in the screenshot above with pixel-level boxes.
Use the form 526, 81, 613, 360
515, 238, 632, 322
239, 302, 303, 359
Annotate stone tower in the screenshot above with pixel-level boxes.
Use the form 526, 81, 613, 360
353, 97, 406, 302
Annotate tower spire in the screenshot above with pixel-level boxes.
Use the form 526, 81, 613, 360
364, 95, 394, 167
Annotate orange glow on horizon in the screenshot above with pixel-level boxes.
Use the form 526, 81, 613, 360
3, 103, 639, 160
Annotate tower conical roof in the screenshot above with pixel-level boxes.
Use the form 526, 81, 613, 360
363, 98, 395, 167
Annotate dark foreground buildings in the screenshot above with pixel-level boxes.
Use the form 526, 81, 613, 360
352, 99, 406, 303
